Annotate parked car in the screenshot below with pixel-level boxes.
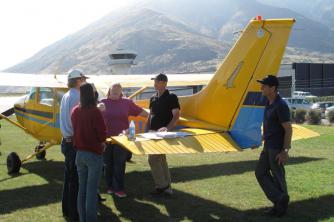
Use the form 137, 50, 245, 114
311, 102, 334, 118
325, 105, 334, 118
283, 98, 313, 110
292, 91, 317, 99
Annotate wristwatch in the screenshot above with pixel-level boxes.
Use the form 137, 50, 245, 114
284, 148, 290, 153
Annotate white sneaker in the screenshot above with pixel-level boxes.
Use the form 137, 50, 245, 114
164, 187, 173, 196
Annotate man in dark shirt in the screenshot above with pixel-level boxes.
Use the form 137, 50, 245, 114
256, 75, 292, 217
148, 73, 180, 196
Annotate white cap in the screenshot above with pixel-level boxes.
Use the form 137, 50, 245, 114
67, 69, 88, 79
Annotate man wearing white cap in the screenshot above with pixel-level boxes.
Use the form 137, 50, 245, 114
60, 69, 87, 221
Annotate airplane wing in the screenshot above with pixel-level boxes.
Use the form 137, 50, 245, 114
0, 72, 212, 89
0, 73, 67, 88
88, 74, 212, 95
110, 128, 241, 155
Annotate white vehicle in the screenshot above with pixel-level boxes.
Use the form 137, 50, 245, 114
283, 98, 313, 110
292, 91, 317, 99
325, 105, 334, 118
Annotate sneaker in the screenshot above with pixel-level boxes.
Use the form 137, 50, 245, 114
107, 188, 113, 194
163, 187, 173, 197
114, 191, 127, 198
150, 185, 171, 197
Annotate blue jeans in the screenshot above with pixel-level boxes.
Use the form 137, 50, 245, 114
61, 139, 79, 220
103, 144, 130, 191
76, 151, 103, 222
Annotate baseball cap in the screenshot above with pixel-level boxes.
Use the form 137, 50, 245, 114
257, 75, 279, 87
151, 73, 168, 82
67, 69, 88, 80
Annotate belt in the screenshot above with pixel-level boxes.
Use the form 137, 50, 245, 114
63, 137, 73, 143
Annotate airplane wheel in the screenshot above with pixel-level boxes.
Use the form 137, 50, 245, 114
7, 152, 21, 174
35, 145, 46, 160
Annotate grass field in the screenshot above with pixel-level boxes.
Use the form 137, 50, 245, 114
0, 121, 333, 222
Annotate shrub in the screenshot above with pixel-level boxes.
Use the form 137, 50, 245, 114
295, 109, 307, 124
290, 109, 296, 123
327, 110, 334, 124
306, 110, 322, 125
308, 96, 334, 103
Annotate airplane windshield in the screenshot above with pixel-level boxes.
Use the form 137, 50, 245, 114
39, 88, 53, 106
28, 87, 37, 101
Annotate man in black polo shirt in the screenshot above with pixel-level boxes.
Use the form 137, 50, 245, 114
148, 73, 180, 196
256, 75, 292, 217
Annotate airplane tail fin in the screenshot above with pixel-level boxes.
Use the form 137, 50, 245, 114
179, 18, 295, 148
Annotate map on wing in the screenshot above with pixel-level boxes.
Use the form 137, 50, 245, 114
138, 132, 193, 140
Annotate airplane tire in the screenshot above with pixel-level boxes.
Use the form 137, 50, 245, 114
7, 152, 21, 174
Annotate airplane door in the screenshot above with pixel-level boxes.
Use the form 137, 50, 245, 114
33, 87, 55, 141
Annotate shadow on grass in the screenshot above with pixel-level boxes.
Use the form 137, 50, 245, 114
126, 156, 324, 184
109, 185, 334, 222
0, 172, 30, 183
0, 156, 327, 221
137, 192, 334, 222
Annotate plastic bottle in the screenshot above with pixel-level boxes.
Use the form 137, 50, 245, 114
129, 120, 136, 140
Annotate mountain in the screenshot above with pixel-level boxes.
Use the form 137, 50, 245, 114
5, 8, 230, 74
4, 0, 334, 75
258, 0, 334, 30
143, 0, 334, 52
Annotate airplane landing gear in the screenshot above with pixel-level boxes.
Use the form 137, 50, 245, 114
6, 142, 54, 174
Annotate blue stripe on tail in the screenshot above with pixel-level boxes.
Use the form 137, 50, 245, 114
230, 107, 264, 149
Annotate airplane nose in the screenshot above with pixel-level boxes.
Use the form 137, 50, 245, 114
13, 95, 28, 126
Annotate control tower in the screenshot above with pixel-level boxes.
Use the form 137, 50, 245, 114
109, 49, 137, 74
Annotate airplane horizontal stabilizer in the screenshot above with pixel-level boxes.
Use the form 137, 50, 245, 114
291, 124, 320, 141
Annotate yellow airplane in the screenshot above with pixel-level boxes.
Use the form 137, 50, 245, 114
0, 17, 319, 174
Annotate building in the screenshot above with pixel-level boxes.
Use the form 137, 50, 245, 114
277, 63, 334, 97
109, 49, 137, 74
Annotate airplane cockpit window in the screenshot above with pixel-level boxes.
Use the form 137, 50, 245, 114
28, 87, 37, 101
39, 88, 54, 106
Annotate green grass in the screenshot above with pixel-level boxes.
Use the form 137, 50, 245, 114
0, 120, 333, 222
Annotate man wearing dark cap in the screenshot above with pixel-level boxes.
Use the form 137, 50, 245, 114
256, 75, 292, 217
148, 73, 180, 196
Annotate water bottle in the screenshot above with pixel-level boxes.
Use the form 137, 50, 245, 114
129, 120, 136, 140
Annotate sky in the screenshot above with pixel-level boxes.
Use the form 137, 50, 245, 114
0, 0, 135, 71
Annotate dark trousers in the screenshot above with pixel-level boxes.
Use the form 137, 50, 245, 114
103, 144, 130, 191
255, 148, 288, 204
61, 139, 79, 219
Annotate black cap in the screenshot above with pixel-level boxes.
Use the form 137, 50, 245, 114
151, 73, 168, 82
257, 75, 279, 87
